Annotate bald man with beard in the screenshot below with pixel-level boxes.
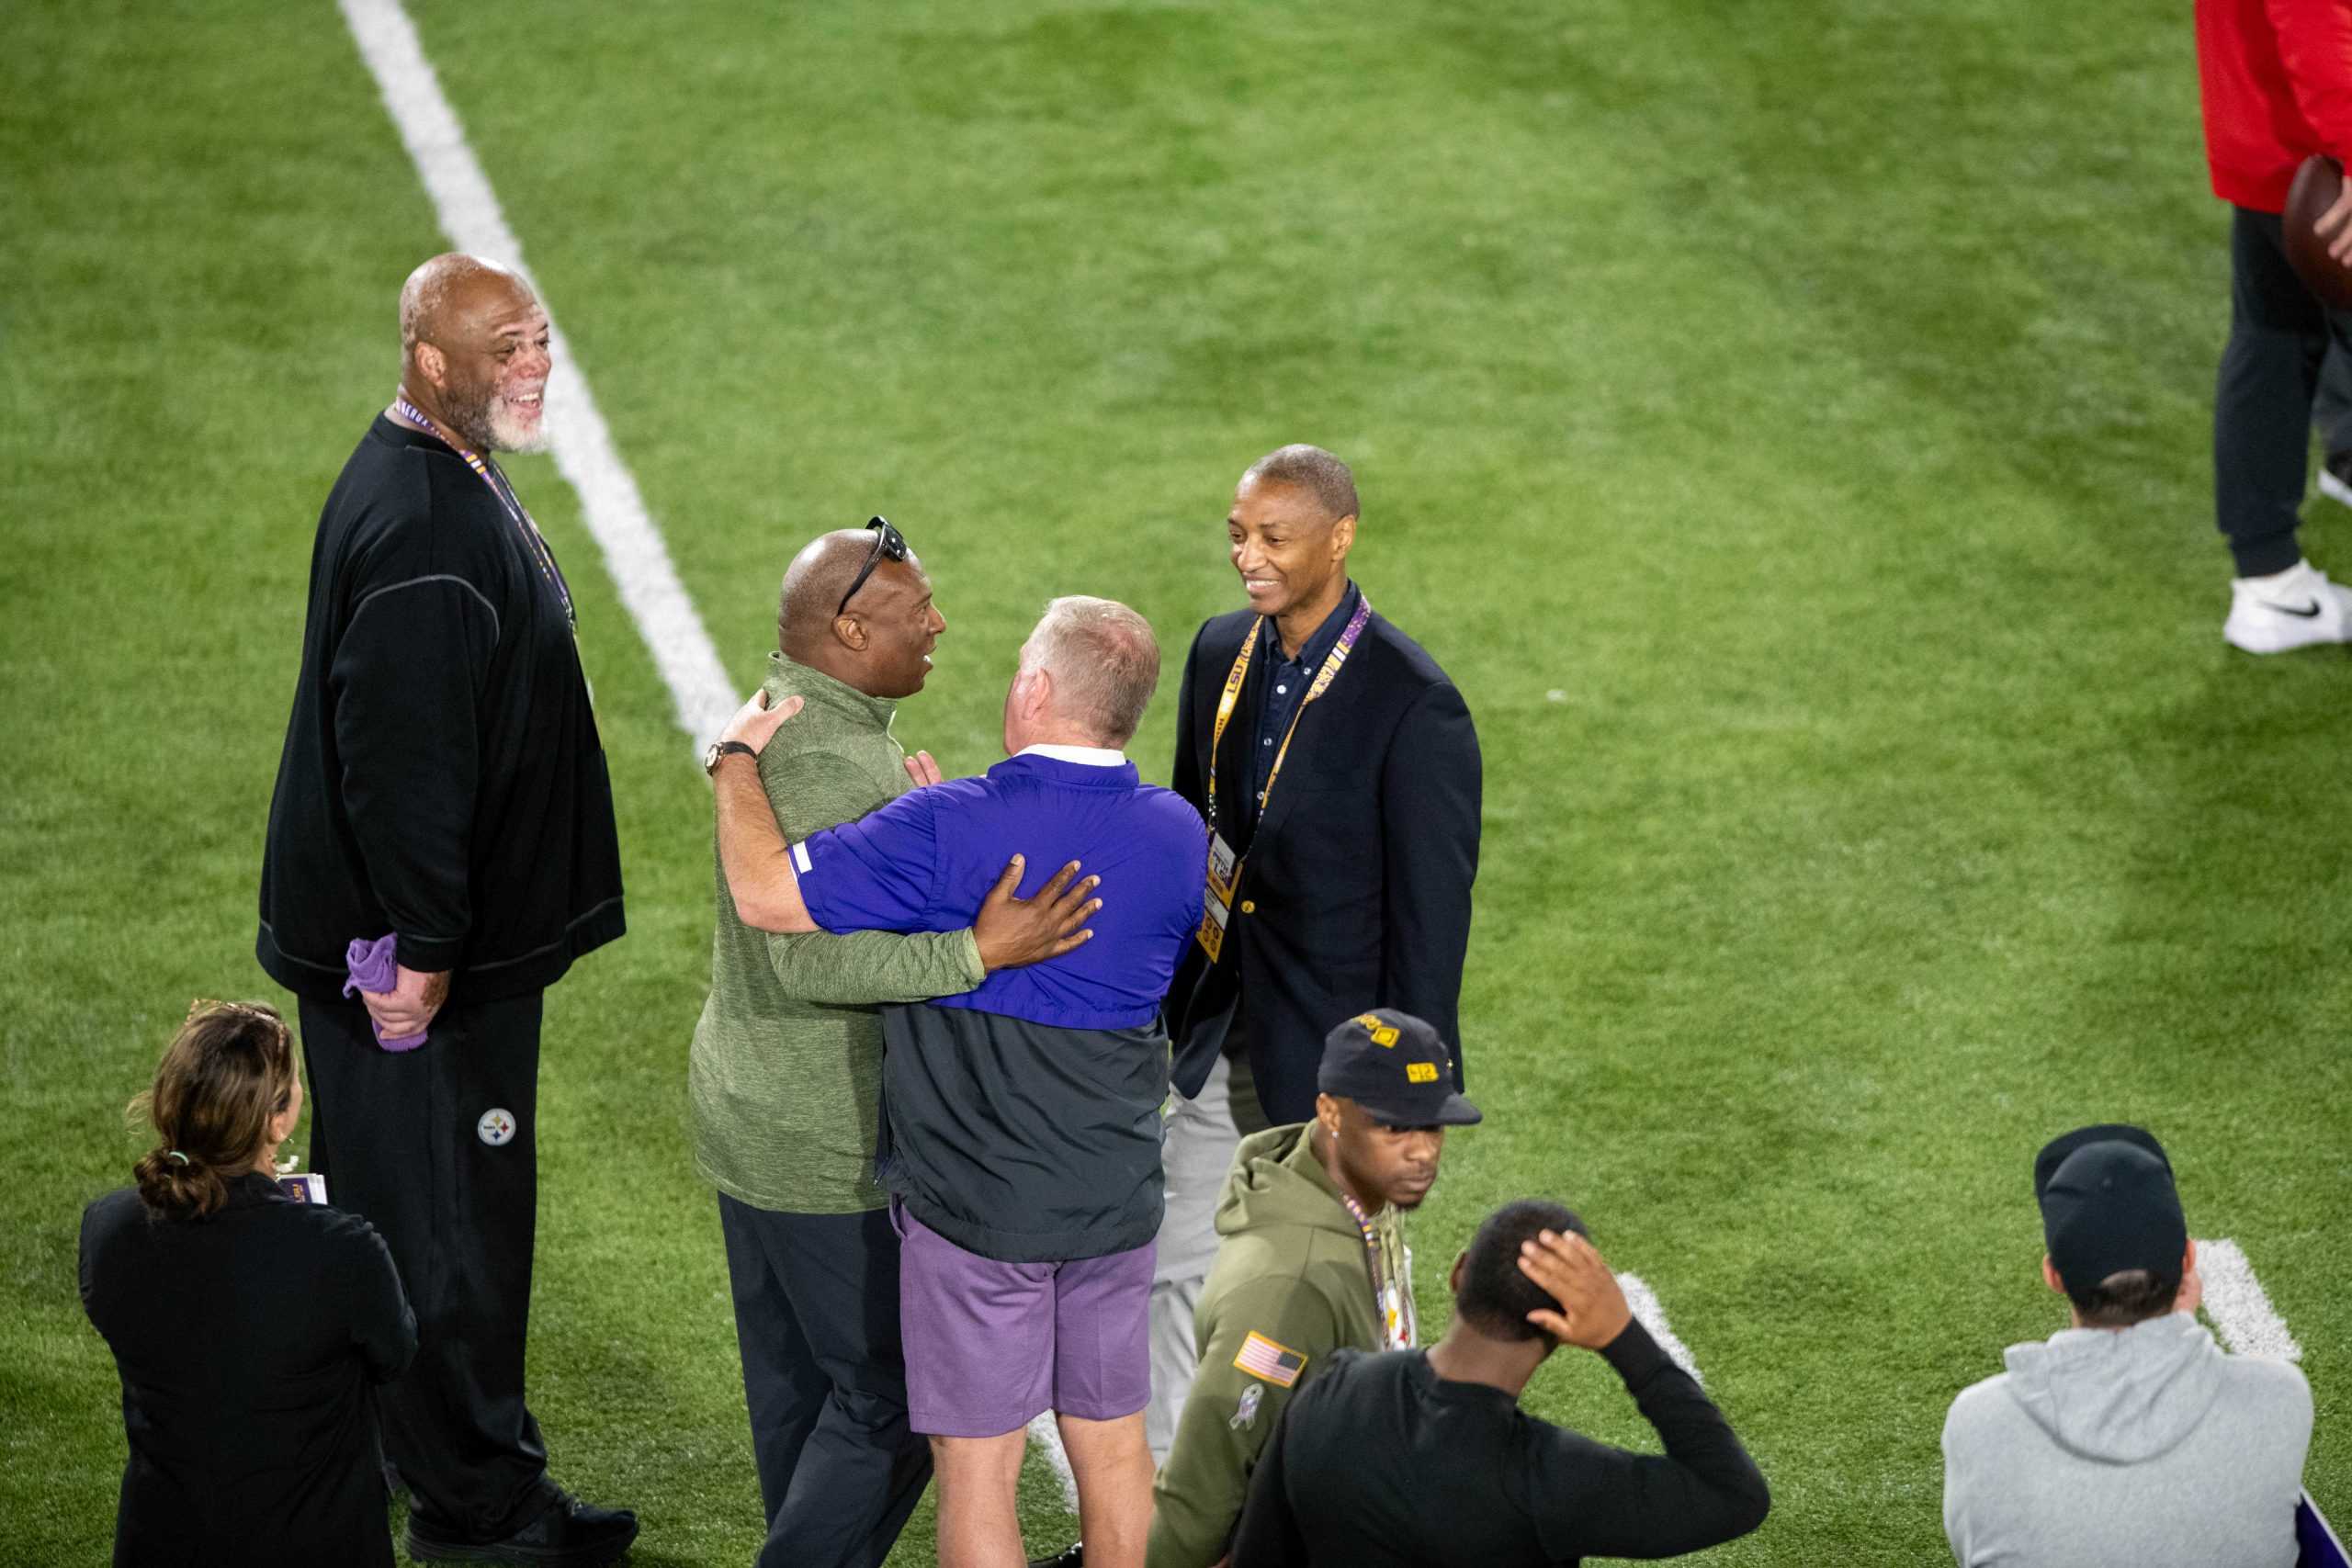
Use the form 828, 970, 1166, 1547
689, 524, 1100, 1568
256, 254, 635, 1564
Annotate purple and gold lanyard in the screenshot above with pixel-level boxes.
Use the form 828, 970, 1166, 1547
1204, 593, 1374, 834
392, 396, 575, 631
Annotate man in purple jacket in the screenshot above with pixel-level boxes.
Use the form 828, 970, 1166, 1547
714, 594, 1204, 1568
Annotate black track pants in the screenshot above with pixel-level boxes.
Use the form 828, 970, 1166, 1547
2215, 206, 2352, 575
300, 992, 556, 1540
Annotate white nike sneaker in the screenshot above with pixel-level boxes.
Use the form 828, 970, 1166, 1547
2223, 558, 2352, 653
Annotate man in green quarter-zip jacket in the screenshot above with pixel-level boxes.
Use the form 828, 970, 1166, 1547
1144, 1010, 1479, 1568
692, 523, 1101, 1568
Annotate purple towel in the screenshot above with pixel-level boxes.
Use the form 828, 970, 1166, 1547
344, 935, 428, 1052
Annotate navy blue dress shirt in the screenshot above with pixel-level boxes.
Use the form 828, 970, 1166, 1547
1252, 581, 1361, 813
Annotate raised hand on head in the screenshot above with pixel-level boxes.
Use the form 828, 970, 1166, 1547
1517, 1228, 1634, 1351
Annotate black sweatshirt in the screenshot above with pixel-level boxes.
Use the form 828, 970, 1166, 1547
1229, 1323, 1770, 1567
256, 415, 624, 1003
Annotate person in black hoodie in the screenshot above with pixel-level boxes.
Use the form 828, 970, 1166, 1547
80, 1001, 416, 1566
1228, 1200, 1769, 1568
253, 254, 632, 1564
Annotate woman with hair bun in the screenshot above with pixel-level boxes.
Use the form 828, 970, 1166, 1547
78, 1000, 416, 1566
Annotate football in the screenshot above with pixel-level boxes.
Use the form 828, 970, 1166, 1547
2284, 153, 2352, 309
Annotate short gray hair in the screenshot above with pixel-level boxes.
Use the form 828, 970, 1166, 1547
1241, 444, 1359, 524
1023, 597, 1161, 746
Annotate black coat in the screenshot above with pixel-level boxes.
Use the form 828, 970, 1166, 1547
256, 415, 625, 1005
79, 1172, 416, 1566
1164, 604, 1481, 1122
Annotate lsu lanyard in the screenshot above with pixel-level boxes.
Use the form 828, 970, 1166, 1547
1337, 1189, 1415, 1350
391, 396, 576, 631
1204, 592, 1374, 833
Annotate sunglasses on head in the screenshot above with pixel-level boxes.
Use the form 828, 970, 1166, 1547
836, 516, 910, 618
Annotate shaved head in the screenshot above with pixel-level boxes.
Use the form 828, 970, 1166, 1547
779, 531, 888, 658
400, 254, 533, 357
777, 528, 945, 699
394, 253, 550, 454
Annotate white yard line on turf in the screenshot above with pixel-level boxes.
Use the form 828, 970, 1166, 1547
1617, 1273, 1705, 1385
1025, 1411, 1082, 1513
2194, 1238, 2303, 1362
342, 0, 1753, 1518
338, 0, 740, 750
341, 0, 1078, 1507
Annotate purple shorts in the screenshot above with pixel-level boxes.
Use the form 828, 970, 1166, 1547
894, 1203, 1153, 1438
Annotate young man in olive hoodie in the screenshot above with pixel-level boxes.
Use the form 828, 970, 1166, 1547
1145, 1010, 1478, 1568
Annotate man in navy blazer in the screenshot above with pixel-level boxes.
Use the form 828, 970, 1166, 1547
1141, 443, 1481, 1462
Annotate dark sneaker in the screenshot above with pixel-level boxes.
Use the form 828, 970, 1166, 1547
1028, 1547, 1085, 1568
407, 1489, 639, 1565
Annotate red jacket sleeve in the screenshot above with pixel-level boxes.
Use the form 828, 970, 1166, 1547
2267, 0, 2352, 164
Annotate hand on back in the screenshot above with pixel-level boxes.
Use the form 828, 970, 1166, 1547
973, 857, 1101, 970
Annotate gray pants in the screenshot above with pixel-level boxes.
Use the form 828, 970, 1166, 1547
1146, 1053, 1268, 1462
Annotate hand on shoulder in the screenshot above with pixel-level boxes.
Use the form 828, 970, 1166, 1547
721, 689, 802, 753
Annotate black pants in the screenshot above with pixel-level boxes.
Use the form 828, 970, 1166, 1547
300, 993, 555, 1540
717, 1196, 931, 1568
2216, 206, 2352, 575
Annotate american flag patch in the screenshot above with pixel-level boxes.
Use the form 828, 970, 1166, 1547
1232, 1330, 1307, 1388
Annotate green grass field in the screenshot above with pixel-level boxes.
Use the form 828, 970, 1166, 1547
4, 0, 2346, 1562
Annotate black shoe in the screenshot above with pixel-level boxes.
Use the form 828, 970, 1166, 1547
1028, 1546, 1084, 1568
407, 1490, 639, 1565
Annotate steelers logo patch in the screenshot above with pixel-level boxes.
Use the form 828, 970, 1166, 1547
476, 1108, 517, 1146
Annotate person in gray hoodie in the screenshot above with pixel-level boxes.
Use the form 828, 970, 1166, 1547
1940, 1123, 2312, 1568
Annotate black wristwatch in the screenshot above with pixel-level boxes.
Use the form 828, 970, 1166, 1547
703, 739, 757, 775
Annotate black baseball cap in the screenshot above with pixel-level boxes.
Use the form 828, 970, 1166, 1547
2033, 1123, 2188, 1295
1317, 1010, 1482, 1127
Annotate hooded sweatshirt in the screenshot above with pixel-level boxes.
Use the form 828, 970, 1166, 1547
1941, 1312, 2310, 1568
1147, 1122, 1401, 1568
